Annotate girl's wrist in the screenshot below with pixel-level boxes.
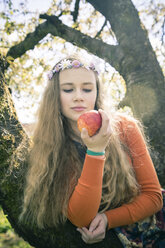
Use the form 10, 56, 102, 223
87, 149, 105, 156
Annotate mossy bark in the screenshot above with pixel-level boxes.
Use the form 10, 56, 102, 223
0, 56, 123, 247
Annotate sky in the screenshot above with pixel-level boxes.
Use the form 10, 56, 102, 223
25, 0, 52, 11
0, 0, 52, 12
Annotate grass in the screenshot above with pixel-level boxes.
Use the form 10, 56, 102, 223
0, 207, 33, 248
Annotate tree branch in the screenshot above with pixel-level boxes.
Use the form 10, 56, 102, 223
161, 15, 165, 45
6, 20, 57, 60
94, 19, 107, 38
87, 0, 164, 82
71, 0, 80, 22
7, 14, 123, 72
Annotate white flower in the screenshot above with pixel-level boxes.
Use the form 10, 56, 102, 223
60, 59, 72, 70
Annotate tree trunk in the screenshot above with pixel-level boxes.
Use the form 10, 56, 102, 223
0, 56, 123, 247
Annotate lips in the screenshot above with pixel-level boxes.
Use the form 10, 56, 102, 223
71, 107, 86, 112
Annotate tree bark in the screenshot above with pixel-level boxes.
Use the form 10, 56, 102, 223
0, 56, 123, 247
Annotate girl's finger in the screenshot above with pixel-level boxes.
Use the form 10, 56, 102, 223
82, 226, 104, 240
81, 128, 89, 140
98, 109, 110, 131
89, 216, 101, 232
77, 227, 89, 239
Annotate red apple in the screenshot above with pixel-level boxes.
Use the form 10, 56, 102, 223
77, 110, 102, 137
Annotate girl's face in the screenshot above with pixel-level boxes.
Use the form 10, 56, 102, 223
59, 67, 97, 131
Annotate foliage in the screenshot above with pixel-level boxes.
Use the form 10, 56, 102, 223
0, 207, 33, 248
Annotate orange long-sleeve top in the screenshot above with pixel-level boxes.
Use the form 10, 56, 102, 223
67, 116, 163, 229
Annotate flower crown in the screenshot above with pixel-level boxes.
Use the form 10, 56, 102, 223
48, 59, 98, 80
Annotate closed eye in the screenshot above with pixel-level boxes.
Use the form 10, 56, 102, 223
63, 89, 92, 93
83, 89, 92, 92
63, 89, 73, 93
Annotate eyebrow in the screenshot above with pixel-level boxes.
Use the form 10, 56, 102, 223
60, 82, 94, 86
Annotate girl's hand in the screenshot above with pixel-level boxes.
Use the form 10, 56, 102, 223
81, 109, 111, 152
76, 213, 108, 244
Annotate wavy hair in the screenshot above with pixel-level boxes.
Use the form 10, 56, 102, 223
19, 57, 140, 228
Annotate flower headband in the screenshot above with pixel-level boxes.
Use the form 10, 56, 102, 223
48, 59, 98, 80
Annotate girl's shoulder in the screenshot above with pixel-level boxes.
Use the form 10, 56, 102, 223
114, 112, 139, 130
113, 112, 143, 143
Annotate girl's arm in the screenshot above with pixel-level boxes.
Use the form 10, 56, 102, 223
105, 118, 163, 229
67, 154, 105, 227
68, 115, 163, 229
68, 109, 110, 227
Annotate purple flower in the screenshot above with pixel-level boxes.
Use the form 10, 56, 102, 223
72, 60, 82, 68
48, 71, 53, 80
54, 64, 62, 73
89, 63, 95, 70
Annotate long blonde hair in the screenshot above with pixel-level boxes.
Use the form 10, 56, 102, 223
19, 57, 140, 228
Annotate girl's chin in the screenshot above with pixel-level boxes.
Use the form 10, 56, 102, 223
68, 117, 79, 123
72, 112, 83, 119
66, 112, 85, 123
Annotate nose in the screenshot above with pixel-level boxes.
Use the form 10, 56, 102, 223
73, 89, 84, 101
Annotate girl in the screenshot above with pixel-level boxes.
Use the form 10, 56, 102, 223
20, 57, 164, 247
